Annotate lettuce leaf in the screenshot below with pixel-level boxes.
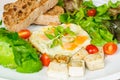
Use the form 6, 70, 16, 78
0, 42, 17, 68
0, 28, 42, 73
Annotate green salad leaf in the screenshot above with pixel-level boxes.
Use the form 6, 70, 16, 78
108, 1, 120, 8
0, 28, 42, 73
96, 4, 109, 16
82, 0, 96, 8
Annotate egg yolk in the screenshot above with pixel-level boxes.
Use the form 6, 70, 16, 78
62, 36, 88, 50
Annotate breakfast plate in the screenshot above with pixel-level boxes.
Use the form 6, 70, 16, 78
0, 0, 120, 80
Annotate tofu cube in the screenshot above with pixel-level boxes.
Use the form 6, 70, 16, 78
68, 60, 85, 77
71, 47, 89, 60
47, 61, 68, 79
84, 50, 104, 71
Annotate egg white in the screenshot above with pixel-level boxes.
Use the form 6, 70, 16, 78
29, 24, 91, 56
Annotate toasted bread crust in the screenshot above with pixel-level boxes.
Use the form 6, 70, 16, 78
34, 6, 64, 25
44, 6, 64, 15
3, 0, 58, 32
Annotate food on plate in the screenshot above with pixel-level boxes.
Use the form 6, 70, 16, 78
68, 60, 85, 77
84, 47, 104, 70
46, 46, 104, 78
3, 0, 58, 32
63, 0, 83, 12
34, 6, 64, 25
54, 54, 70, 64
60, 0, 119, 46
18, 29, 31, 39
47, 61, 68, 79
0, 28, 42, 73
87, 9, 96, 17
86, 44, 99, 54
40, 53, 51, 66
71, 47, 89, 60
71, 46, 104, 71
29, 23, 91, 56
108, 2, 120, 16
0, 0, 120, 78
103, 42, 118, 55
29, 23, 106, 77
108, 20, 120, 43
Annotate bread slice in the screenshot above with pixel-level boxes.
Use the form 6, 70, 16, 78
33, 6, 64, 25
3, 0, 58, 32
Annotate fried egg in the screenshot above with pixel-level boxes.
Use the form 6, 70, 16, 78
29, 24, 91, 56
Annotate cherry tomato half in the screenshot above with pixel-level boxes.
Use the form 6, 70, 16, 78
87, 9, 96, 16
86, 44, 99, 54
40, 53, 51, 66
18, 29, 31, 39
103, 42, 118, 55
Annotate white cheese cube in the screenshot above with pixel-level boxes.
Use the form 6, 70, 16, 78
84, 49, 104, 71
71, 47, 89, 60
68, 60, 85, 77
47, 61, 68, 79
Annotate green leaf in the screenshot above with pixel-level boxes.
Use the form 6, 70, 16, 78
99, 27, 113, 42
0, 42, 17, 68
54, 27, 59, 37
94, 15, 111, 22
64, 27, 75, 36
50, 39, 59, 48
59, 13, 70, 23
82, 0, 96, 8
0, 28, 42, 73
75, 8, 85, 20
108, 1, 120, 8
44, 33, 55, 39
56, 26, 64, 33
16, 59, 42, 73
57, 0, 64, 7
96, 4, 109, 16
0, 20, 2, 25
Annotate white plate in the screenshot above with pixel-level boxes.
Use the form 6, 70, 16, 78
0, 0, 120, 80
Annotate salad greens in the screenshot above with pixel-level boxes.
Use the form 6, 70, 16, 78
59, 0, 83, 12
109, 20, 120, 43
0, 28, 42, 73
60, 0, 119, 46
57, 0, 64, 7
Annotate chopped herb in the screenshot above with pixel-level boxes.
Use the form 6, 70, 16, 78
44, 26, 75, 48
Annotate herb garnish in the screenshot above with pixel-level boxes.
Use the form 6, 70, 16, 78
44, 25, 75, 48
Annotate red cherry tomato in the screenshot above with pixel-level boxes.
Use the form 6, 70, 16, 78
103, 42, 118, 55
40, 53, 51, 66
86, 44, 99, 54
18, 29, 31, 39
87, 9, 96, 16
